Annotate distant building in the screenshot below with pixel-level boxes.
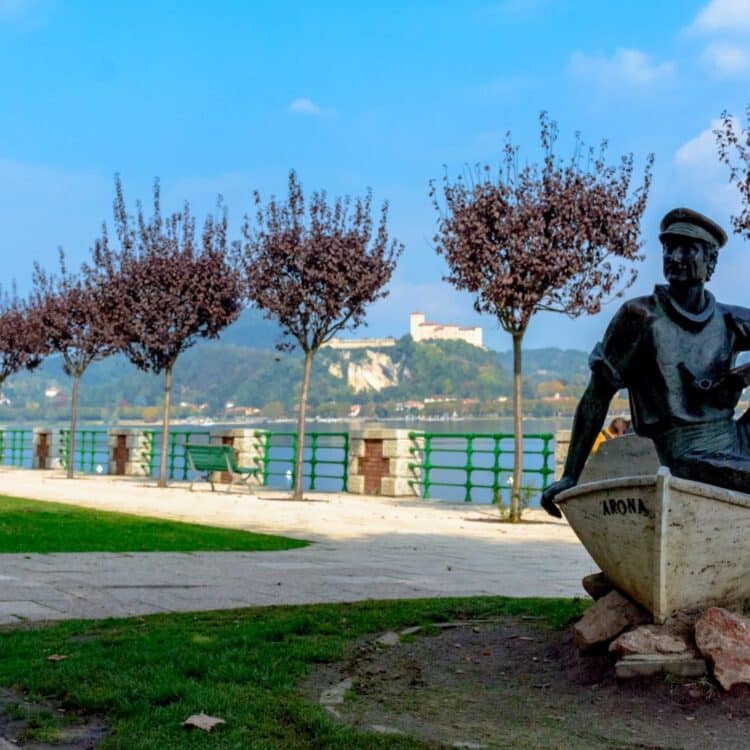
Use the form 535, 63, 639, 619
403, 400, 424, 411
324, 337, 396, 350
409, 312, 482, 348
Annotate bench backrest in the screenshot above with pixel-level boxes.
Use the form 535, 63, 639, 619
184, 444, 232, 473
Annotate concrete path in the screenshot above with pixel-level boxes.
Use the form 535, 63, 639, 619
0, 469, 594, 624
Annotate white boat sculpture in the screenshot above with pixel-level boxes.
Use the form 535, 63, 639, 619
557, 467, 750, 624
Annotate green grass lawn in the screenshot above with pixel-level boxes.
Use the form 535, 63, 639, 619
0, 597, 587, 749
0, 496, 308, 553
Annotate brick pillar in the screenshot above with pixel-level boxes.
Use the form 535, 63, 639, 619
108, 429, 152, 476
208, 428, 266, 486
33, 428, 64, 469
348, 428, 423, 497
554, 429, 570, 481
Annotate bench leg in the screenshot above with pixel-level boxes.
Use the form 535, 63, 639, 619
190, 472, 215, 492
231, 473, 253, 493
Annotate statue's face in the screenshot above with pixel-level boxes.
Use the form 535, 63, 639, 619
662, 237, 709, 285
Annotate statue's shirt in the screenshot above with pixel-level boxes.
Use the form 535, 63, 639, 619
589, 285, 750, 439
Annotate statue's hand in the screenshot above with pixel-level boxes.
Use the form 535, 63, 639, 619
540, 476, 576, 518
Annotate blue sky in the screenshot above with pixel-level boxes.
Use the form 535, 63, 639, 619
1, 0, 750, 351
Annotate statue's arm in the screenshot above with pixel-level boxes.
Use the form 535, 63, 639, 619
541, 373, 617, 517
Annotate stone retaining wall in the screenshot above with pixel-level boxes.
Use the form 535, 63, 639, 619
108, 429, 153, 476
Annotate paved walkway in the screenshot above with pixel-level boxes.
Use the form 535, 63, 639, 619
0, 469, 594, 624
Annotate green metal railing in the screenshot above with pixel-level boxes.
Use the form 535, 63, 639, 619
0, 425, 559, 506
254, 431, 349, 491
0, 429, 32, 467
59, 429, 110, 473
408, 432, 554, 504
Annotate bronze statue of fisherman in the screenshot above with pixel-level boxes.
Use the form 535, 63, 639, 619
542, 207, 750, 518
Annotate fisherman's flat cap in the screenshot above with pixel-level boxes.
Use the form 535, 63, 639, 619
659, 207, 728, 248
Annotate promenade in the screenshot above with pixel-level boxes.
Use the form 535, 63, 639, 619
0, 470, 593, 624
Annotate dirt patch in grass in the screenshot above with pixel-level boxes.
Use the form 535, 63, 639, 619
0, 688, 106, 749
306, 617, 750, 749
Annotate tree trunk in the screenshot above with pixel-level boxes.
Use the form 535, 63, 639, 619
293, 349, 314, 501
510, 331, 524, 522
158, 365, 173, 488
66, 372, 81, 479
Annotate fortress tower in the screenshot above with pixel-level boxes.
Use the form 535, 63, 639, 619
409, 311, 483, 348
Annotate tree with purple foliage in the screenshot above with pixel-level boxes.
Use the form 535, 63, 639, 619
32, 247, 120, 478
431, 113, 653, 521
236, 170, 402, 501
0, 289, 47, 405
716, 107, 750, 239
105, 177, 243, 488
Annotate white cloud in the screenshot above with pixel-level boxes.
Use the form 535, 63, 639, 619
568, 48, 675, 87
674, 117, 740, 169
288, 97, 335, 118
673, 120, 743, 218
701, 41, 750, 75
690, 0, 750, 33
289, 97, 321, 115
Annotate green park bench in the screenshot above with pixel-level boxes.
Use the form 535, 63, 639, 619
184, 443, 259, 493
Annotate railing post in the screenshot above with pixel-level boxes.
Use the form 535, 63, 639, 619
309, 433, 318, 490
422, 434, 432, 499
491, 435, 502, 505
464, 435, 474, 502
107, 429, 151, 476
348, 427, 423, 497
341, 432, 349, 491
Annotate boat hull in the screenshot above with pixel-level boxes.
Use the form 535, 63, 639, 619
558, 467, 750, 623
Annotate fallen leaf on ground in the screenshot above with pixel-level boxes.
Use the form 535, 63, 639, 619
46, 654, 67, 662
183, 713, 226, 732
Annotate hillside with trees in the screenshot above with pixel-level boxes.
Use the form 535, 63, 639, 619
0, 326, 596, 422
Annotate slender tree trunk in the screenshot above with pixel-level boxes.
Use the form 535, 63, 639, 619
67, 372, 81, 479
158, 365, 173, 488
510, 331, 524, 522
293, 349, 314, 501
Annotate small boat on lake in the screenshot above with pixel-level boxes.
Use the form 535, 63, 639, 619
557, 467, 750, 623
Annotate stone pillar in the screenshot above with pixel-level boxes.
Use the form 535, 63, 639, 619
208, 428, 266, 486
348, 427, 423, 497
108, 429, 152, 476
33, 428, 65, 469
554, 429, 570, 481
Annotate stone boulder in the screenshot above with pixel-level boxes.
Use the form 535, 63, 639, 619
609, 624, 691, 658
695, 607, 750, 691
572, 590, 650, 651
582, 572, 614, 601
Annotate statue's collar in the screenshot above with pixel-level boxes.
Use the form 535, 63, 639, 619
654, 284, 716, 329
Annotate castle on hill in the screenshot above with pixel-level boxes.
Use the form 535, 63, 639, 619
324, 312, 483, 350
409, 312, 483, 348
